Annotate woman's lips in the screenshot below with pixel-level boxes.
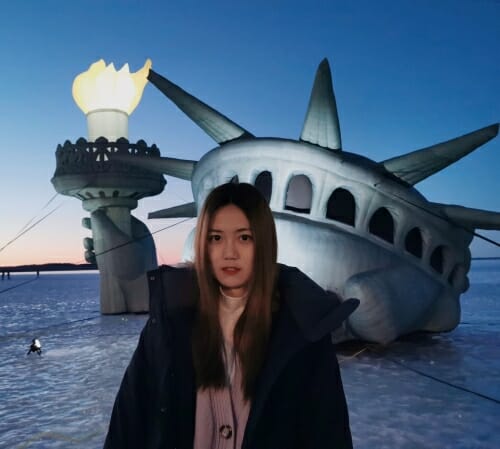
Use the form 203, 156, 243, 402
222, 267, 241, 275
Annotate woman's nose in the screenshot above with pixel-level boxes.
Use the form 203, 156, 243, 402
223, 239, 238, 259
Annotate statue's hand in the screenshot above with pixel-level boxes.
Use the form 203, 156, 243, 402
83, 209, 157, 280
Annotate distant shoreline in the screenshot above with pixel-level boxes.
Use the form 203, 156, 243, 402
1, 257, 499, 274
0, 263, 97, 273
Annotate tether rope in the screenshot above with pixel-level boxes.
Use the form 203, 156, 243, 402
0, 203, 64, 253
339, 343, 500, 405
0, 315, 101, 342
82, 217, 193, 260
0, 277, 38, 294
16, 193, 59, 235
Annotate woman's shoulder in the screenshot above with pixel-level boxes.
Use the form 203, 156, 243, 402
147, 263, 198, 319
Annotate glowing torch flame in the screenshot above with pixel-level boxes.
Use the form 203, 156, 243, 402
71, 59, 152, 141
72, 59, 152, 115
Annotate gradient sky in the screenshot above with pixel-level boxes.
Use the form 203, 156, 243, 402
0, 0, 499, 267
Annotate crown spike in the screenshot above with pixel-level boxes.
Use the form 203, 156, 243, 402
300, 58, 342, 150
382, 124, 499, 185
148, 69, 254, 144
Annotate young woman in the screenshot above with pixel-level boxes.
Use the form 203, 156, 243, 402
103, 182, 358, 449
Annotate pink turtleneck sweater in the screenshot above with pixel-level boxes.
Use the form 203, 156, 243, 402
193, 358, 251, 449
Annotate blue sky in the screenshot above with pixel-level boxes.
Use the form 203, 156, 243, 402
0, 0, 498, 266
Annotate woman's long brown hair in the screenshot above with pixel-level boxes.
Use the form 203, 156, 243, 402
192, 182, 278, 399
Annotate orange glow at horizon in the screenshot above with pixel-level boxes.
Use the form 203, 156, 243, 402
0, 221, 192, 268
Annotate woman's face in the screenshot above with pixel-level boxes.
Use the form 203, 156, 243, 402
207, 204, 255, 297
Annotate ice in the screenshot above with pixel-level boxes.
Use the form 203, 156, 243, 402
1, 263, 499, 449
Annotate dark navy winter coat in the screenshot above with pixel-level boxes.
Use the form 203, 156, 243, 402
103, 264, 358, 449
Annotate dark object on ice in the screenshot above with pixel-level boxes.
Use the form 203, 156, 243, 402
27, 338, 42, 356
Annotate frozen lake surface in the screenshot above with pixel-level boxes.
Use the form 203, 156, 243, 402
1, 261, 499, 448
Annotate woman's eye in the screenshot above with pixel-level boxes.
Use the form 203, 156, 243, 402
240, 234, 253, 242
208, 234, 221, 242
